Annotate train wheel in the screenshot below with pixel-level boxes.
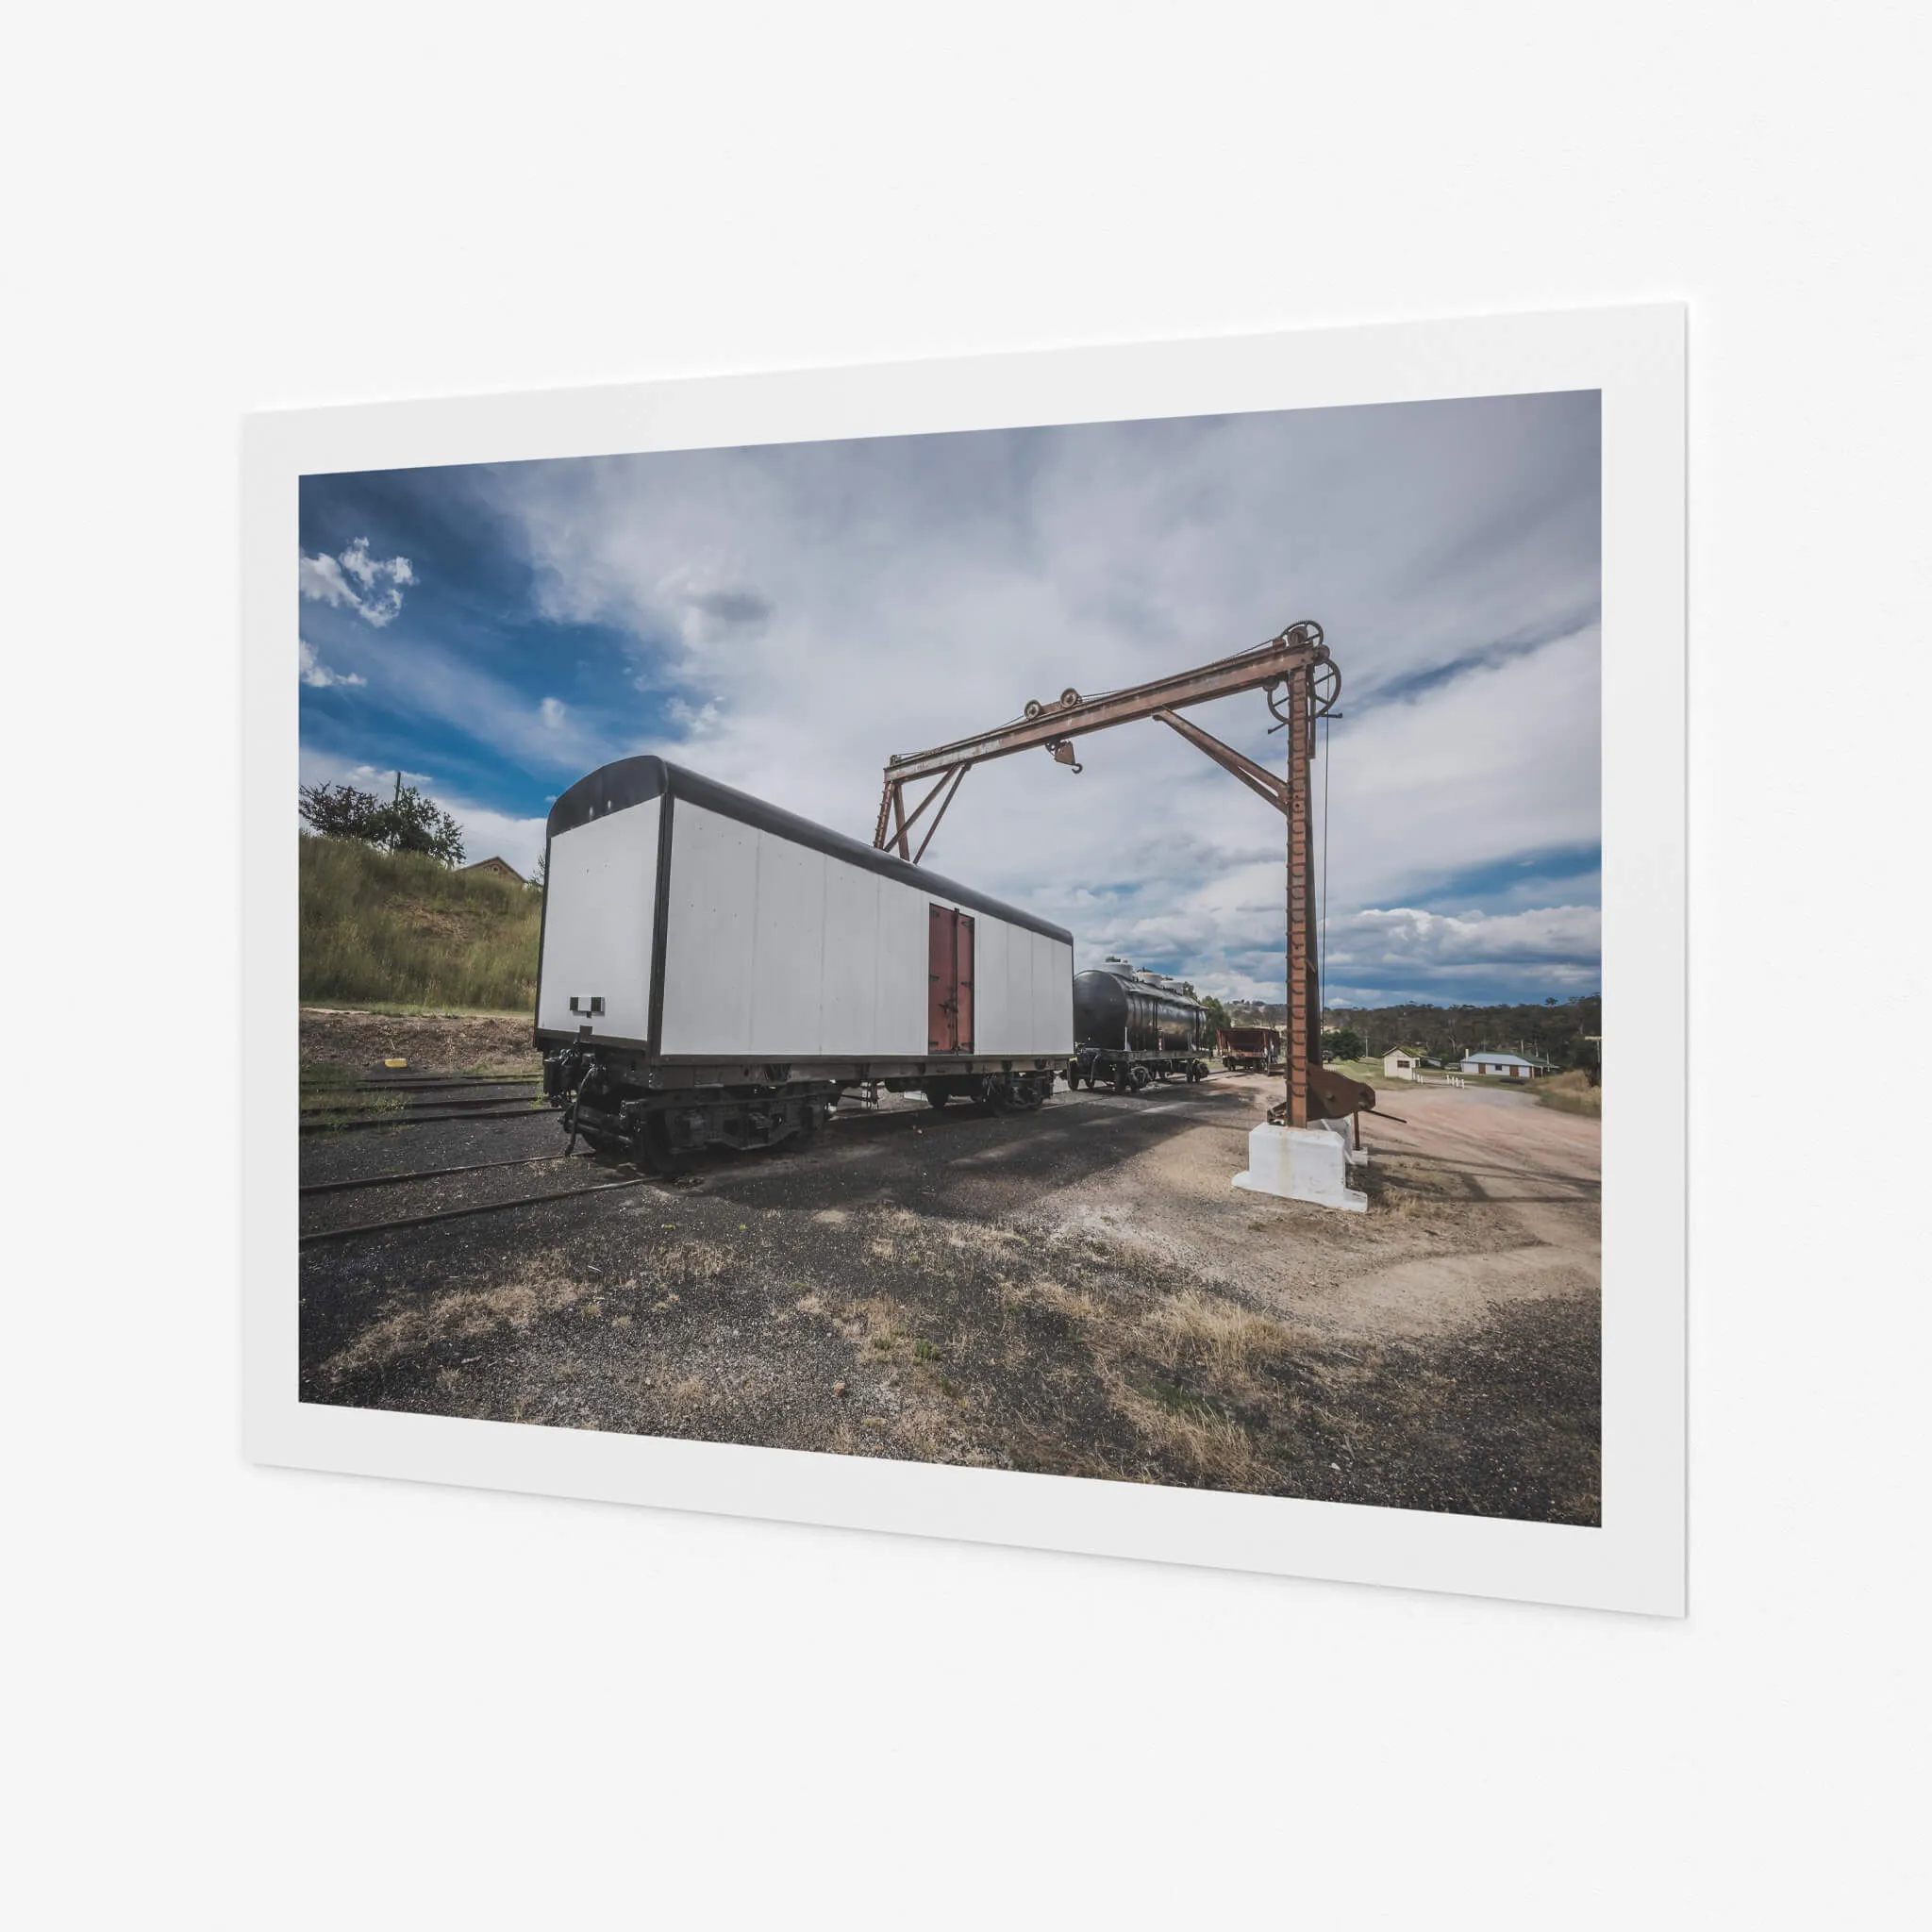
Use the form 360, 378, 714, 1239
925, 1085, 951, 1109
637, 1113, 694, 1176
1128, 1063, 1152, 1091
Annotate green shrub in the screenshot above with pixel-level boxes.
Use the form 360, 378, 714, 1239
298, 836, 541, 1011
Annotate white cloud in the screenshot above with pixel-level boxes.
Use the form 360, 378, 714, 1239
298, 638, 365, 689
540, 696, 567, 729
315, 636, 610, 779
300, 537, 413, 626
465, 396, 1602, 1002
339, 537, 413, 591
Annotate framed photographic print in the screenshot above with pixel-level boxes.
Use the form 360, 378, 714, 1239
243, 305, 1686, 1614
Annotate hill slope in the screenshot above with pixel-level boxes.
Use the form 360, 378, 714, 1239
299, 836, 541, 1011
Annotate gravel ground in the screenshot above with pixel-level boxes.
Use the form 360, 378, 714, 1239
298, 1066, 1600, 1524
300, 1007, 541, 1074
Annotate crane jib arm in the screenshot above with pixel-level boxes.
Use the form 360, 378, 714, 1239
878, 627, 1328, 791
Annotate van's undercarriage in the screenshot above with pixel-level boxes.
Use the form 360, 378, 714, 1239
541, 1039, 1060, 1172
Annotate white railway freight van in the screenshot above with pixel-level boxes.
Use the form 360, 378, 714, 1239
535, 758, 1074, 1168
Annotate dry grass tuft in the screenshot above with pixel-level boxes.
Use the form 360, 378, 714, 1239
1143, 1290, 1296, 1382
841, 1296, 912, 1354
1535, 1069, 1603, 1117
320, 1267, 586, 1380
659, 1242, 729, 1285
1041, 1280, 1107, 1324
1383, 1191, 1440, 1221
1107, 1371, 1271, 1489
887, 1402, 959, 1461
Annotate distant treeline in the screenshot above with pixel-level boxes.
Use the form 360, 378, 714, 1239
1229, 995, 1603, 1068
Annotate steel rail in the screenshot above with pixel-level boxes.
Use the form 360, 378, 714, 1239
299, 1151, 587, 1196
298, 1104, 548, 1135
301, 1097, 544, 1112
299, 1174, 652, 1247
373, 1091, 550, 1114
301, 1074, 544, 1090
301, 1076, 541, 1095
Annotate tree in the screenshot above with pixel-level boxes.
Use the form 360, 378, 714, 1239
296, 774, 465, 866
530, 850, 547, 895
298, 781, 386, 841
1199, 993, 1230, 1035
1323, 1026, 1366, 1062
380, 784, 466, 865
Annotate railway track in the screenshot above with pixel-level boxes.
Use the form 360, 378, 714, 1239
298, 1075, 1251, 1245
300, 1151, 591, 1196
298, 1099, 550, 1135
300, 1088, 540, 1109
299, 1169, 652, 1246
301, 1074, 542, 1096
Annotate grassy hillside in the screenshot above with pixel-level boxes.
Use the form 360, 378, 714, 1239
299, 836, 541, 1012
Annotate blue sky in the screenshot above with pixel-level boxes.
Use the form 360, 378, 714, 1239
299, 391, 1601, 1006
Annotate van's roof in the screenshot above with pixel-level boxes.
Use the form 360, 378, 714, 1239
547, 756, 1074, 945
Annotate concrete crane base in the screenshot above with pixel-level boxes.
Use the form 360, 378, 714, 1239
1233, 1122, 1368, 1213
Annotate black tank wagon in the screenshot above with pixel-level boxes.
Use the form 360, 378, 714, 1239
1068, 962, 1211, 1092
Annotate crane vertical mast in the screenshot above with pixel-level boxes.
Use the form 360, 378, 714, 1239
1286, 656, 1313, 1129
871, 620, 1366, 1126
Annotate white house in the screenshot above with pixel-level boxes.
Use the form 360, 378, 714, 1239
1381, 1046, 1424, 1080
1459, 1051, 1550, 1081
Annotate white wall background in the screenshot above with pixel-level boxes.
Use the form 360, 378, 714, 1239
4, 4, 1925, 1925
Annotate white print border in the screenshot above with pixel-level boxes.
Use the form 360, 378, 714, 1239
242, 306, 1686, 1615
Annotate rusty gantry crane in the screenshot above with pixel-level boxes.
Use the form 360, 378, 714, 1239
872, 620, 1376, 1131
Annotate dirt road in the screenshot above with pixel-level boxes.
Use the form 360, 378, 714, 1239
299, 1067, 1600, 1524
